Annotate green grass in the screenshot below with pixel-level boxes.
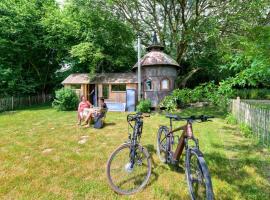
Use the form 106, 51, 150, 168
0, 106, 269, 200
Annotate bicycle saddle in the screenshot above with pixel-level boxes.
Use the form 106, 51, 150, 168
166, 114, 180, 121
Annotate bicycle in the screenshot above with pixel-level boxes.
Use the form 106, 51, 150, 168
106, 112, 151, 195
156, 114, 214, 200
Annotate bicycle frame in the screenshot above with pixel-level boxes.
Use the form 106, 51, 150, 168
167, 118, 198, 161
128, 117, 143, 167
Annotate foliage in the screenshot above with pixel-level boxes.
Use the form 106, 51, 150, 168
110, 0, 270, 87
239, 123, 253, 138
63, 0, 136, 75
0, 0, 62, 96
136, 99, 151, 113
0, 0, 136, 96
234, 89, 270, 100
160, 80, 236, 111
219, 26, 270, 89
52, 88, 78, 111
159, 95, 178, 112
225, 114, 237, 125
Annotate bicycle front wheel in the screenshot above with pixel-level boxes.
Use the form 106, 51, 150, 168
106, 143, 151, 195
185, 148, 214, 200
156, 126, 169, 163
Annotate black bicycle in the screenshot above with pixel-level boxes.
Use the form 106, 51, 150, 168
157, 114, 214, 200
106, 112, 151, 195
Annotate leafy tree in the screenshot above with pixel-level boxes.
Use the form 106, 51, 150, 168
0, 0, 64, 96
61, 0, 137, 74
109, 0, 270, 87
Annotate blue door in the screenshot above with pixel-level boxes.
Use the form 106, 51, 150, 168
126, 89, 136, 112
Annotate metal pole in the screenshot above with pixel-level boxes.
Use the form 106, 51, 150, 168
137, 35, 141, 101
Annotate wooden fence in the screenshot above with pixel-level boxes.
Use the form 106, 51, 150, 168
231, 98, 270, 146
0, 94, 52, 112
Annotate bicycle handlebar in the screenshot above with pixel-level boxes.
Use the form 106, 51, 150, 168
127, 112, 150, 122
166, 114, 214, 122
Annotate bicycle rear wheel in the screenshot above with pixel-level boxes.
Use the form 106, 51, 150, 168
156, 126, 169, 163
106, 143, 151, 195
185, 148, 214, 200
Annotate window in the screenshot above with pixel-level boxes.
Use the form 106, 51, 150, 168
145, 79, 152, 91
161, 79, 169, 90
111, 84, 126, 92
70, 84, 81, 89
102, 84, 109, 99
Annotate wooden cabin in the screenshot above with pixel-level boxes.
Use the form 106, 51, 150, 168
62, 73, 137, 111
62, 33, 180, 111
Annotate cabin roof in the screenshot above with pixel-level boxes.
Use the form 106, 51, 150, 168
62, 73, 90, 84
62, 73, 137, 84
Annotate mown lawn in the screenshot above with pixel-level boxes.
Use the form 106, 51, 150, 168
0, 106, 269, 200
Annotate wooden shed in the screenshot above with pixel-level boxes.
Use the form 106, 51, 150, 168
62, 73, 137, 111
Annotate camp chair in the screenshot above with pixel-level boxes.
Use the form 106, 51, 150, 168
94, 108, 108, 129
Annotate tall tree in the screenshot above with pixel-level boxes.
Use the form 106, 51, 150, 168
109, 0, 270, 87
0, 0, 63, 96
60, 0, 137, 74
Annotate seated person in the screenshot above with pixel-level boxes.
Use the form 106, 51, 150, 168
77, 95, 92, 125
84, 97, 107, 128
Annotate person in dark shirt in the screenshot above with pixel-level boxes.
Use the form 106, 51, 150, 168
99, 97, 107, 109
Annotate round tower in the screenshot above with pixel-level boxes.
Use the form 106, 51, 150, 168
133, 32, 180, 107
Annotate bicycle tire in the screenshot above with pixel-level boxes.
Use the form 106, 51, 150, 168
106, 143, 151, 195
185, 147, 214, 200
156, 126, 169, 163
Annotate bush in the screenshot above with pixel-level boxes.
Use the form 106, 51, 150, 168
234, 89, 270, 100
159, 95, 177, 112
159, 82, 222, 111
52, 88, 79, 111
240, 123, 253, 138
225, 113, 237, 125
136, 99, 151, 113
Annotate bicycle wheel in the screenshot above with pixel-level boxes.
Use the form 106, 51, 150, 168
156, 126, 169, 163
106, 143, 151, 195
185, 148, 214, 200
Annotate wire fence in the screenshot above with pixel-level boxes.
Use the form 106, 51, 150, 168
0, 94, 53, 112
231, 98, 270, 146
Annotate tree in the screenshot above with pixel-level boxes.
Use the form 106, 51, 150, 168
60, 0, 137, 74
0, 0, 63, 96
109, 0, 270, 87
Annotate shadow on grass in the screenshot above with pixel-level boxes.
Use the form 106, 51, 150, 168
205, 126, 270, 200
206, 151, 270, 199
104, 122, 116, 127
146, 144, 185, 174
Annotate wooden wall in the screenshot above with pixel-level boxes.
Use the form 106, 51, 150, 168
98, 83, 137, 103
64, 83, 138, 104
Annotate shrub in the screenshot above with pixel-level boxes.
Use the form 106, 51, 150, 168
159, 95, 177, 112
136, 99, 151, 113
159, 81, 234, 112
234, 89, 270, 100
52, 88, 79, 111
239, 123, 253, 138
225, 113, 237, 125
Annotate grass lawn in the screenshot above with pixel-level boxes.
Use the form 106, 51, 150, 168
0, 106, 270, 200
